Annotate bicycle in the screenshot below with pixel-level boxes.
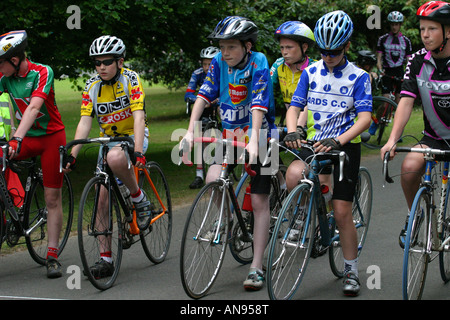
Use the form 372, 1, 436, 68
383, 145, 450, 300
0, 144, 74, 265
180, 136, 275, 299
60, 136, 172, 290
265, 140, 373, 300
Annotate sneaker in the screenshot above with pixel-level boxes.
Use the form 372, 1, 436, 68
368, 122, 379, 135
46, 256, 62, 279
135, 195, 154, 230
243, 268, 265, 291
189, 176, 204, 189
85, 259, 114, 280
342, 272, 360, 296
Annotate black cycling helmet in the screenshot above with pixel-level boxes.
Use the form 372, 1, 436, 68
357, 50, 376, 66
208, 16, 258, 44
417, 1, 450, 53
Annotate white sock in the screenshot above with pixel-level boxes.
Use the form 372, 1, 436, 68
196, 168, 203, 179
344, 258, 358, 276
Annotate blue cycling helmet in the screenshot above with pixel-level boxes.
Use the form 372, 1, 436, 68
275, 21, 315, 46
314, 10, 353, 50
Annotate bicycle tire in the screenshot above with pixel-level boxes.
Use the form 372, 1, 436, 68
439, 183, 450, 283
266, 183, 316, 300
138, 161, 172, 264
402, 187, 430, 300
362, 96, 397, 149
180, 181, 229, 299
329, 166, 373, 278
24, 173, 74, 266
78, 176, 123, 290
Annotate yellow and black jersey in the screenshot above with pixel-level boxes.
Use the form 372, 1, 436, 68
81, 67, 147, 137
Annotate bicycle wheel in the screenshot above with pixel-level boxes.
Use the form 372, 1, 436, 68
180, 181, 229, 299
266, 183, 316, 300
403, 187, 430, 300
329, 166, 373, 278
24, 173, 74, 266
78, 176, 123, 290
439, 183, 450, 283
138, 161, 172, 264
363, 96, 397, 149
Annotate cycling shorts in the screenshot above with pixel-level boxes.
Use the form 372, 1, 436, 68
97, 134, 149, 167
381, 67, 403, 95
292, 142, 361, 202
10, 130, 66, 188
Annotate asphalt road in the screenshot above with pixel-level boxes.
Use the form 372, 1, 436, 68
0, 153, 449, 303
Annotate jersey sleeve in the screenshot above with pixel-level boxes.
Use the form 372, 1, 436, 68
251, 68, 272, 113
198, 56, 220, 103
401, 49, 423, 99
290, 70, 309, 110
80, 81, 95, 117
353, 72, 373, 114
31, 64, 54, 100
128, 71, 145, 112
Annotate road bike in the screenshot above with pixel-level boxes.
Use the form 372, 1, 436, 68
0, 145, 74, 265
61, 136, 172, 290
265, 140, 372, 300
383, 145, 450, 300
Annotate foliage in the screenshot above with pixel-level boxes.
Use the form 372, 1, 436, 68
1, 0, 426, 88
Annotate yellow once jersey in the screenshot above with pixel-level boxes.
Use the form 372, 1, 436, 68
270, 56, 316, 105
81, 67, 147, 137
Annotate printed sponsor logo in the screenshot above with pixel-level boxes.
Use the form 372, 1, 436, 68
229, 84, 248, 104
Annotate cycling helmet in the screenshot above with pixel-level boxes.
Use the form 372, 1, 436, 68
417, 1, 450, 25
314, 11, 353, 50
275, 21, 315, 46
208, 16, 258, 44
357, 50, 377, 66
387, 11, 404, 23
0, 30, 27, 60
200, 46, 220, 59
89, 35, 126, 58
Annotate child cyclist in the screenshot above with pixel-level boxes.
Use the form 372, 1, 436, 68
381, 1, 450, 248
0, 30, 67, 278
184, 46, 220, 189
181, 16, 276, 291
283, 11, 372, 296
64, 35, 150, 279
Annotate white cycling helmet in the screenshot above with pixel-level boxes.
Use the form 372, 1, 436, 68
89, 35, 126, 58
0, 30, 28, 60
387, 11, 404, 23
200, 46, 220, 59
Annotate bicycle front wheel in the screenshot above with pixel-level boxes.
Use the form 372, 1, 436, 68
439, 183, 450, 282
403, 187, 430, 300
24, 173, 74, 266
139, 161, 172, 264
266, 183, 315, 300
78, 176, 123, 290
180, 181, 229, 299
329, 166, 373, 277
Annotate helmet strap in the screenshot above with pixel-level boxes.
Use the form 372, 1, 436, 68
433, 24, 448, 54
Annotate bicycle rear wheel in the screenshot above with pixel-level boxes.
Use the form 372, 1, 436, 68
439, 183, 450, 283
403, 187, 430, 300
24, 173, 74, 266
180, 181, 229, 299
138, 161, 172, 264
329, 166, 373, 277
363, 96, 397, 149
78, 176, 123, 290
266, 183, 315, 300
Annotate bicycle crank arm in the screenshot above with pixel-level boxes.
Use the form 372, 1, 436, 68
24, 217, 46, 237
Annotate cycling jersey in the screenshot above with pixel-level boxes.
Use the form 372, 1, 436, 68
197, 51, 276, 139
0, 59, 65, 137
401, 48, 450, 140
81, 67, 148, 137
377, 32, 412, 69
185, 67, 206, 102
270, 56, 316, 105
290, 59, 372, 142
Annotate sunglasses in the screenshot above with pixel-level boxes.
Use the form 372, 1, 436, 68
94, 58, 116, 67
320, 48, 344, 58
